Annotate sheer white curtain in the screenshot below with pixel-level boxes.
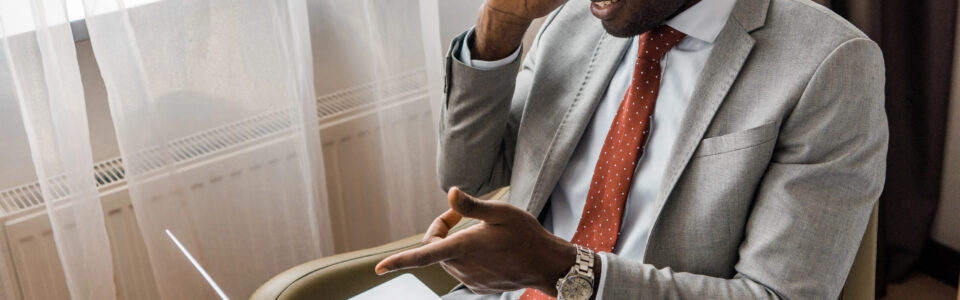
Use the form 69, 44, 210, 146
0, 0, 116, 299
307, 0, 448, 251
0, 0, 460, 298
80, 0, 331, 298
363, 0, 448, 241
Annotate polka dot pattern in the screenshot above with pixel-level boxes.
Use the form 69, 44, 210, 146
519, 25, 685, 300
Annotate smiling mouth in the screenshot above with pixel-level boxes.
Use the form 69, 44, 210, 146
593, 0, 620, 8
590, 0, 623, 20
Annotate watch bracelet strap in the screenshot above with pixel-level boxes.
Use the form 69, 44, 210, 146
574, 245, 594, 279
556, 245, 597, 300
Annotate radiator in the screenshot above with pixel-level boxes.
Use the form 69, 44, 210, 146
0, 159, 155, 300
316, 70, 444, 253
0, 70, 438, 299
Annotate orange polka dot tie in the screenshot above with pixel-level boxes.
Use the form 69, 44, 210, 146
519, 25, 685, 300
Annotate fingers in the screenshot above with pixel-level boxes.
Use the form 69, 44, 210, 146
375, 236, 461, 275
422, 209, 462, 245
447, 187, 513, 224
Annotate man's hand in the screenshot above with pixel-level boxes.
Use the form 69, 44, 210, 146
472, 0, 567, 60
375, 187, 577, 296
484, 0, 567, 22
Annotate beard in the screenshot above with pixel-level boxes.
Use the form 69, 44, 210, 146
599, 0, 692, 38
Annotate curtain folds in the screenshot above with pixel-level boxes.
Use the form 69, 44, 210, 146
1, 0, 451, 298
361, 0, 448, 242
80, 0, 332, 298
0, 0, 116, 299
308, 0, 447, 252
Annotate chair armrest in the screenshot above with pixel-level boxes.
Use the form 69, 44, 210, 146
251, 219, 477, 300
252, 188, 509, 300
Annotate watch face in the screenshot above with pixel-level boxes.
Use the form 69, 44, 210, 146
560, 276, 593, 300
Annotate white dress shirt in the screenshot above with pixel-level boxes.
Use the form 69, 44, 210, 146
459, 1, 735, 298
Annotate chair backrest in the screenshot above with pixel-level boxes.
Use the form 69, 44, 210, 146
840, 204, 879, 300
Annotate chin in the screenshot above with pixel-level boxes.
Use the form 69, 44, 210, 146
594, 0, 688, 38
601, 20, 655, 38
601, 22, 637, 38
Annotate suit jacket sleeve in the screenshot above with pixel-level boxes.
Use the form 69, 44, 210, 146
437, 26, 542, 196
598, 38, 888, 299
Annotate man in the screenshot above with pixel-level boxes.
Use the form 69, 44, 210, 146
376, 0, 887, 298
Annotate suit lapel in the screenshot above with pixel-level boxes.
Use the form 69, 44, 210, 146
519, 0, 770, 218
523, 33, 632, 215
646, 0, 768, 248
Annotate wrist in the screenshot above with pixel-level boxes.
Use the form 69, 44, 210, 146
554, 245, 597, 300
473, 3, 530, 61
536, 239, 578, 296
589, 253, 602, 300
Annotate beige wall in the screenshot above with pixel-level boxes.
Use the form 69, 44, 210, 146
75, 40, 120, 162
437, 0, 483, 54
0, 54, 36, 189
931, 3, 960, 252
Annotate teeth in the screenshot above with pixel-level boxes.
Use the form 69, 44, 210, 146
594, 0, 618, 8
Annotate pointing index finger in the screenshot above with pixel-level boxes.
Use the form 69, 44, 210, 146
375, 235, 462, 275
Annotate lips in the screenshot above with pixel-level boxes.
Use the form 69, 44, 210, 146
590, 0, 622, 20
593, 0, 619, 8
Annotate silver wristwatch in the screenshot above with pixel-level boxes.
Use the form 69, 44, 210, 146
556, 245, 595, 300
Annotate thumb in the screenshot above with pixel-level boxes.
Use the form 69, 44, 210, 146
447, 187, 511, 224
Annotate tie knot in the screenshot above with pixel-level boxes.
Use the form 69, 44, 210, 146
637, 25, 686, 59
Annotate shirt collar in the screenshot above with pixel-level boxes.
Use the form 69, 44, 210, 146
664, 0, 737, 43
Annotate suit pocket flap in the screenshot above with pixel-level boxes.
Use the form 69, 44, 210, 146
694, 122, 779, 158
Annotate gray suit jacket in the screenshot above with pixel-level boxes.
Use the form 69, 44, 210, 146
437, 0, 887, 298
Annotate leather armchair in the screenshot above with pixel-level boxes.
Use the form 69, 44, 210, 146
250, 219, 473, 300
251, 188, 878, 300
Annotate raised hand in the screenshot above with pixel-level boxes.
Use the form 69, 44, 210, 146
485, 0, 569, 22
375, 187, 578, 296
471, 0, 568, 61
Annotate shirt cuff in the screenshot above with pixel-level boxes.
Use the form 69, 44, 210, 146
596, 252, 610, 300
459, 29, 521, 70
